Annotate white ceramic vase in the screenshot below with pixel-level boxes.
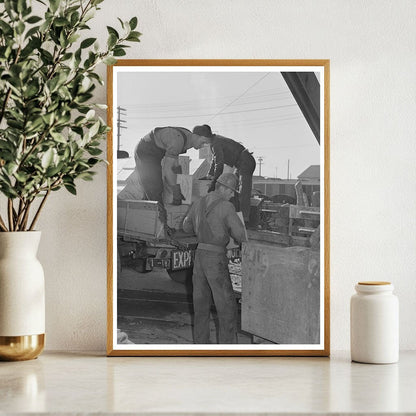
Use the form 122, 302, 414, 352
0, 231, 45, 361
350, 281, 399, 364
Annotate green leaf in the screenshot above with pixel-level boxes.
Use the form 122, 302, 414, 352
107, 33, 117, 49
14, 171, 29, 183
54, 17, 69, 27
49, 0, 60, 13
25, 25, 40, 39
86, 109, 95, 120
103, 56, 117, 65
41, 148, 54, 169
0, 20, 13, 35
80, 37, 96, 49
16, 21, 25, 35
23, 83, 39, 98
0, 183, 18, 198
87, 157, 100, 166
88, 120, 100, 138
127, 30, 141, 41
129, 16, 138, 30
70, 11, 80, 26
50, 131, 67, 143
4, 1, 16, 19
64, 183, 77, 195
25, 117, 44, 134
77, 171, 94, 181
17, 0, 26, 14
42, 112, 55, 125
87, 147, 102, 156
68, 33, 80, 44
76, 93, 93, 103
5, 162, 18, 176
113, 47, 126, 57
117, 17, 125, 29
106, 26, 119, 39
26, 15, 42, 24
45, 165, 62, 177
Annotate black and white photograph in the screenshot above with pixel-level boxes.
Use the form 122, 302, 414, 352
108, 60, 329, 355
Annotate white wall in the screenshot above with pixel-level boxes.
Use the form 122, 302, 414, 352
36, 0, 416, 351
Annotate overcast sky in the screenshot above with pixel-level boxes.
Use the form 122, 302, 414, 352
115, 68, 321, 179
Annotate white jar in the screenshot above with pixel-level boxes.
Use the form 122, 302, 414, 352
350, 281, 399, 364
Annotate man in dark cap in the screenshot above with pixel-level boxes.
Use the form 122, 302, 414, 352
183, 172, 247, 344
134, 126, 210, 235
193, 125, 256, 223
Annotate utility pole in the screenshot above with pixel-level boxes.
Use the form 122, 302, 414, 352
287, 159, 290, 180
117, 106, 127, 151
257, 156, 264, 177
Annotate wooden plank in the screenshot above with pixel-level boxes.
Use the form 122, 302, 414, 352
281, 72, 320, 143
289, 205, 320, 219
247, 229, 290, 246
241, 241, 320, 344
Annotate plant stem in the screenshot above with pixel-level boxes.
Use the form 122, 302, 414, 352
7, 199, 14, 231
13, 199, 23, 231
18, 120, 58, 169
29, 190, 50, 231
15, 199, 28, 231
20, 200, 33, 231
0, 214, 8, 232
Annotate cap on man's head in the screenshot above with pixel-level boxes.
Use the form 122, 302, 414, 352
216, 172, 239, 193
192, 124, 213, 139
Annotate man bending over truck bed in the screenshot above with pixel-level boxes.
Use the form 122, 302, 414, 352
134, 126, 211, 236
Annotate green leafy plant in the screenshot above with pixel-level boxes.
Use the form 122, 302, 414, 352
0, 0, 140, 231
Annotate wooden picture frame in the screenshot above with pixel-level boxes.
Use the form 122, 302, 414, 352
107, 60, 330, 356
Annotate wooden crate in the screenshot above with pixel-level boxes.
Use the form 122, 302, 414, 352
117, 200, 163, 239
118, 200, 191, 239
241, 240, 320, 344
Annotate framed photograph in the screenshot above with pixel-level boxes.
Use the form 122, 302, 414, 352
107, 60, 330, 356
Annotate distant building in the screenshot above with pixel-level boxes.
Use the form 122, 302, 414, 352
298, 165, 320, 180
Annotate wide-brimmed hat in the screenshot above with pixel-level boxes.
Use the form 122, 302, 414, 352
192, 124, 213, 139
216, 172, 239, 193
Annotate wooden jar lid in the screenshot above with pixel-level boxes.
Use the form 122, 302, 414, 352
358, 281, 391, 285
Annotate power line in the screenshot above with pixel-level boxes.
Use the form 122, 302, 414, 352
126, 103, 298, 120
121, 88, 290, 109
122, 94, 294, 114
206, 72, 272, 123
212, 115, 303, 128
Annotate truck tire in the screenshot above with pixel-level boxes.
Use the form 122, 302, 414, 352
167, 268, 193, 284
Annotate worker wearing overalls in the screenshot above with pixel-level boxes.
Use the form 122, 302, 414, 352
183, 173, 247, 344
135, 126, 210, 233
193, 125, 256, 224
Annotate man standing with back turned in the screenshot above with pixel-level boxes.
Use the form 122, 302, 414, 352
183, 173, 247, 344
